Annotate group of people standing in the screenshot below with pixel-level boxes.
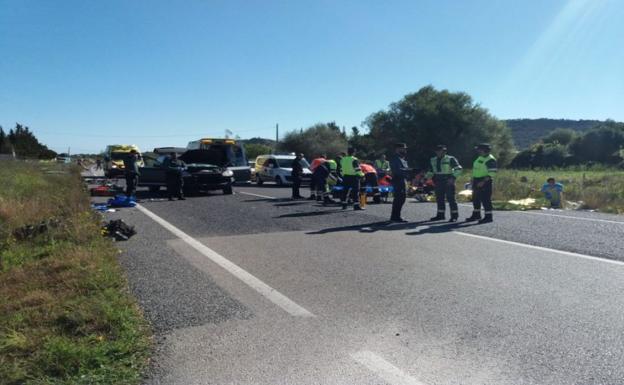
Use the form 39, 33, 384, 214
123, 150, 186, 201
290, 142, 498, 224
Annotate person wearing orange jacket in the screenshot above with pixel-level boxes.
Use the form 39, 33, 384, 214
308, 154, 326, 200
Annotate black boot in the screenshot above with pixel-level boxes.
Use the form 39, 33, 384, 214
465, 212, 481, 222
308, 194, 316, 200
478, 214, 493, 224
448, 215, 458, 223
430, 214, 445, 221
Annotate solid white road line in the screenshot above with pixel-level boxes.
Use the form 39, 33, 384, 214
459, 203, 624, 225
136, 204, 315, 317
513, 209, 624, 225
454, 231, 624, 267
351, 351, 427, 385
238, 191, 278, 200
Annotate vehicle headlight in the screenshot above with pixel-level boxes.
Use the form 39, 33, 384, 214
222, 169, 234, 177
111, 165, 117, 168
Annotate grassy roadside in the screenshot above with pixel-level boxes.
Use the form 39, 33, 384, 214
453, 168, 624, 214
0, 161, 151, 385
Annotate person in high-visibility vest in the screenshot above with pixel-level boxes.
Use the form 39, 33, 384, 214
425, 145, 462, 222
466, 143, 497, 223
309, 154, 326, 200
374, 154, 390, 176
340, 147, 365, 210
312, 157, 335, 204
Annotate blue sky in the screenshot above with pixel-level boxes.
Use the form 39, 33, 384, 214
1, 0, 623, 154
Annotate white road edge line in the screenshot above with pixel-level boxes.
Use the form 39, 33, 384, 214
135, 204, 315, 317
513, 210, 624, 225
458, 203, 624, 225
239, 191, 278, 200
351, 351, 427, 385
454, 231, 624, 266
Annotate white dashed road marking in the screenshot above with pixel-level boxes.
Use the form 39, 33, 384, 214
238, 191, 278, 200
351, 351, 427, 385
136, 204, 315, 317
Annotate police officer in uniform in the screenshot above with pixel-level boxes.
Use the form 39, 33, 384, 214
390, 143, 410, 222
291, 153, 304, 199
340, 147, 364, 210
123, 149, 140, 197
426, 145, 462, 222
466, 143, 497, 223
164, 152, 186, 201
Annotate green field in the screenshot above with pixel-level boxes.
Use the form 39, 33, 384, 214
454, 168, 624, 214
0, 161, 151, 385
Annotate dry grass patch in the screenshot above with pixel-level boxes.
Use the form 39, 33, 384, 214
0, 161, 150, 385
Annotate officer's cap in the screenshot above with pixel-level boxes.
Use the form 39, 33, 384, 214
435, 144, 447, 151
395, 143, 408, 149
475, 143, 491, 151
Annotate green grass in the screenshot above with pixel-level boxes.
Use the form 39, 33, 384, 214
0, 161, 151, 385
454, 168, 624, 214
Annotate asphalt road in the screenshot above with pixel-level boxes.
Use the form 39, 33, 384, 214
95, 176, 624, 385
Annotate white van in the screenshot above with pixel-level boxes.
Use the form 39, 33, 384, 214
255, 154, 312, 186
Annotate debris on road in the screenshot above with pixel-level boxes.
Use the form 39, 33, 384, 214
102, 219, 136, 241
108, 195, 137, 208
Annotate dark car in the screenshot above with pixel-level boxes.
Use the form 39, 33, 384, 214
139, 149, 234, 195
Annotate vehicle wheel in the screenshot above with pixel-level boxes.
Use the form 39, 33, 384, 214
149, 186, 160, 193
373, 195, 381, 204
223, 185, 233, 195
275, 176, 283, 186
257, 176, 263, 185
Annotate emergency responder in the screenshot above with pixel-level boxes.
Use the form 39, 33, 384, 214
163, 152, 186, 201
426, 145, 462, 222
374, 154, 390, 176
390, 143, 410, 222
309, 154, 326, 200
123, 149, 140, 197
466, 143, 497, 223
312, 158, 334, 204
340, 147, 364, 210
291, 153, 304, 199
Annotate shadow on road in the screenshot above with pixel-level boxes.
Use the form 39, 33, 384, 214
307, 218, 483, 235
274, 209, 345, 218
273, 202, 312, 207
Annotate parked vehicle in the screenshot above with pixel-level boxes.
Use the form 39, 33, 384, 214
138, 149, 234, 195
187, 138, 250, 183
103, 144, 144, 178
254, 154, 312, 186
55, 153, 71, 164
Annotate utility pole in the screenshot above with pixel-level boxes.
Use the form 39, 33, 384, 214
275, 123, 279, 153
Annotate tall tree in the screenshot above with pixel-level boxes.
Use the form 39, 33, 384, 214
6, 123, 57, 159
365, 86, 515, 168
0, 126, 5, 153
279, 122, 348, 159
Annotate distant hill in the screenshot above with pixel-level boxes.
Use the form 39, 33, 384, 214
242, 137, 276, 146
505, 119, 604, 149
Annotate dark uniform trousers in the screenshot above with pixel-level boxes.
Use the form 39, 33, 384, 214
433, 175, 458, 217
125, 172, 138, 197
313, 174, 328, 198
292, 176, 302, 198
472, 177, 493, 214
166, 170, 184, 199
391, 181, 406, 220
341, 175, 360, 204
